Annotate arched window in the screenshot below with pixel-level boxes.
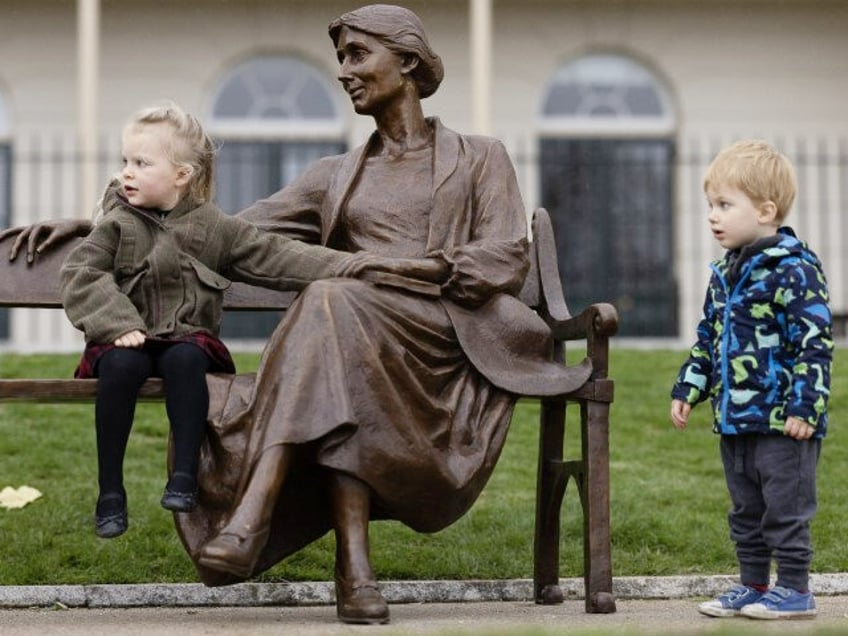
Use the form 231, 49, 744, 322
539, 54, 677, 336
208, 55, 346, 340
540, 53, 674, 135
210, 56, 343, 133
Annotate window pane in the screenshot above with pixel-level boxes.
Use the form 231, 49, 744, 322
542, 85, 581, 116
625, 85, 663, 116
214, 78, 254, 118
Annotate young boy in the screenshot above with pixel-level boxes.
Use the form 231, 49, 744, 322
670, 139, 832, 620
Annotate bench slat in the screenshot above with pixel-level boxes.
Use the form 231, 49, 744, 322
0, 377, 614, 404
0, 378, 164, 402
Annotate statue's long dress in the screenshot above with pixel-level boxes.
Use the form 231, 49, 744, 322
175, 147, 517, 586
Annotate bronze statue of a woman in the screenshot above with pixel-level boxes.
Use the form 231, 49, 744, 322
2, 4, 587, 625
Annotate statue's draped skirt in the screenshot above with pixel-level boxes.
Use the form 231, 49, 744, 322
175, 281, 514, 585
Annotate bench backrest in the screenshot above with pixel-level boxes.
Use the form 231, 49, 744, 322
0, 208, 554, 313
0, 237, 297, 311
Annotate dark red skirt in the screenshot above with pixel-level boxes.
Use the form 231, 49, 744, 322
74, 332, 236, 379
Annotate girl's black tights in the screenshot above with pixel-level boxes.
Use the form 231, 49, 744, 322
95, 343, 211, 503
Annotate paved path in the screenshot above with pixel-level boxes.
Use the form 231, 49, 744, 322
2, 598, 847, 635
2, 576, 847, 635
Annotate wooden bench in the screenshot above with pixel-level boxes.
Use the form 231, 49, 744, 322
0, 207, 618, 613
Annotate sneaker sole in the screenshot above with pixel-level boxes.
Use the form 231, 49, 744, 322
741, 607, 817, 620
697, 605, 740, 618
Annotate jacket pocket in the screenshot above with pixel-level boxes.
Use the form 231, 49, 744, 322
189, 259, 232, 292
185, 258, 231, 333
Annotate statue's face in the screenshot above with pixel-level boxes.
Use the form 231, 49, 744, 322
335, 26, 410, 115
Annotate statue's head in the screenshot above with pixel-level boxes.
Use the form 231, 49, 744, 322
329, 4, 444, 99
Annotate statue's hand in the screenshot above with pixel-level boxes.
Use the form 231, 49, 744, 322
340, 254, 450, 283
0, 219, 93, 263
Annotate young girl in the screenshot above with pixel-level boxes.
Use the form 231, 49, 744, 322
60, 103, 374, 538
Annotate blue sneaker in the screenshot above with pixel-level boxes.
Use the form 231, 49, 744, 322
740, 586, 817, 619
698, 585, 764, 617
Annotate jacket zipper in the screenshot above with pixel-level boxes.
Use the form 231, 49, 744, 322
714, 255, 759, 434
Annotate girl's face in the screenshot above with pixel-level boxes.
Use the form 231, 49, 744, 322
120, 123, 190, 211
335, 26, 412, 115
705, 184, 777, 250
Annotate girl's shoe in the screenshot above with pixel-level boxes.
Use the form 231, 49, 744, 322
160, 488, 198, 512
95, 492, 128, 539
160, 472, 198, 512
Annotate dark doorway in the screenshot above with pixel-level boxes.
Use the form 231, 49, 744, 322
540, 138, 677, 336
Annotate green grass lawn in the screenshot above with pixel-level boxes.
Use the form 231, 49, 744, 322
0, 349, 844, 585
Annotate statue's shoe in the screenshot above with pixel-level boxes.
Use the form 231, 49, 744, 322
335, 573, 390, 624
196, 526, 270, 578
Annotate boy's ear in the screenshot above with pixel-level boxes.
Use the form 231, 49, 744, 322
758, 200, 779, 225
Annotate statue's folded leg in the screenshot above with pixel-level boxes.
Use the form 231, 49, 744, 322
197, 444, 290, 578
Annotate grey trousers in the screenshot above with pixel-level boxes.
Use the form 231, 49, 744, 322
720, 434, 821, 591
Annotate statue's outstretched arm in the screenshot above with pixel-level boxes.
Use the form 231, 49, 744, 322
0, 218, 94, 263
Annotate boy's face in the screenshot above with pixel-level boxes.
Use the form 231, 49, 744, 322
705, 184, 778, 250
120, 123, 189, 211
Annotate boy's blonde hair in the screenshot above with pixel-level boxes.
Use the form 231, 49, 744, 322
126, 102, 217, 204
703, 139, 796, 222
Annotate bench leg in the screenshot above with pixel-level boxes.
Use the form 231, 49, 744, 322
534, 396, 568, 604
581, 400, 616, 613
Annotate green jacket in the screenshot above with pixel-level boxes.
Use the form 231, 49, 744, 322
60, 187, 354, 344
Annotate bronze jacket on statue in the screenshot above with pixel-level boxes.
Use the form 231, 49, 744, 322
60, 187, 354, 345
240, 118, 588, 395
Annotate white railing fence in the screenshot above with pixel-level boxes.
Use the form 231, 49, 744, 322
2, 130, 846, 351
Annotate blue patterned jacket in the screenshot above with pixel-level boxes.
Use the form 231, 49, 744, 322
671, 228, 832, 438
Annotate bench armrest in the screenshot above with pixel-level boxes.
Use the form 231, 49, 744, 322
548, 302, 618, 342
529, 207, 619, 348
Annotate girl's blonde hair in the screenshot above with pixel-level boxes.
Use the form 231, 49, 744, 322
703, 139, 796, 222
126, 102, 217, 204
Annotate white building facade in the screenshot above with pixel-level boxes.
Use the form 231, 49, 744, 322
1, 0, 846, 350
